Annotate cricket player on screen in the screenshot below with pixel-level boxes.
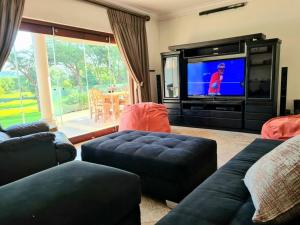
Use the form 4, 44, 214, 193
208, 63, 225, 95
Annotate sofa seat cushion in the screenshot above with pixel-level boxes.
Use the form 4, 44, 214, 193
0, 161, 141, 225
82, 130, 216, 182
157, 139, 288, 225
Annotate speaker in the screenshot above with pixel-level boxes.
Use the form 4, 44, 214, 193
294, 100, 300, 115
156, 74, 162, 104
280, 67, 288, 116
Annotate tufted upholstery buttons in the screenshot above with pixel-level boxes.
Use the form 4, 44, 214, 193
81, 130, 217, 202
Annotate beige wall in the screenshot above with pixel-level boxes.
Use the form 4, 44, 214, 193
24, 0, 111, 32
159, 0, 300, 110
23, 0, 161, 101
146, 18, 161, 102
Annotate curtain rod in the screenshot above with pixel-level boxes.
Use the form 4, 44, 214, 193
83, 0, 151, 21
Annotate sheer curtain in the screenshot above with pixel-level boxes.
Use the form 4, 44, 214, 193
107, 9, 151, 103
0, 0, 25, 70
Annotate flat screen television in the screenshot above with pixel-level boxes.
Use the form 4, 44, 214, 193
187, 58, 245, 97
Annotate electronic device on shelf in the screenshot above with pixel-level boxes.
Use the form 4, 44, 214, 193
215, 107, 235, 111
187, 57, 246, 98
294, 100, 300, 114
191, 106, 204, 110
280, 67, 288, 116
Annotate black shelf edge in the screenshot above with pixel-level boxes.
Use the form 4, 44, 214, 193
168, 33, 266, 51
182, 100, 244, 105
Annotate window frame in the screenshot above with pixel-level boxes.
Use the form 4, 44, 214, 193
20, 18, 116, 44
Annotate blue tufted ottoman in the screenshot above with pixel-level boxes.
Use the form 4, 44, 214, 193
81, 130, 217, 203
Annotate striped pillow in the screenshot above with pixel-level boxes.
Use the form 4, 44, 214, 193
244, 135, 300, 224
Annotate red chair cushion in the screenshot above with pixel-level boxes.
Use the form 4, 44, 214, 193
119, 102, 171, 133
261, 115, 300, 140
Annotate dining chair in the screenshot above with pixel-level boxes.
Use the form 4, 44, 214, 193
89, 89, 104, 122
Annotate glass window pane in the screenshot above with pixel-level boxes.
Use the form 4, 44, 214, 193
164, 57, 179, 98
47, 36, 129, 137
0, 50, 23, 128
0, 31, 41, 128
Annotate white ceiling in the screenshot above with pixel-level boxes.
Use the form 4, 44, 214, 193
107, 0, 244, 19
112, 0, 213, 14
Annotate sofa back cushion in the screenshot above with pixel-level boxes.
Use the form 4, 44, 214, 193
4, 121, 50, 137
0, 133, 57, 186
244, 135, 300, 224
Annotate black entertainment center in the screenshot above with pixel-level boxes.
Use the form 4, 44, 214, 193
161, 33, 282, 132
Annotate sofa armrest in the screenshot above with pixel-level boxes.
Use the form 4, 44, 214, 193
0, 132, 57, 186
54, 131, 77, 163
5, 121, 50, 137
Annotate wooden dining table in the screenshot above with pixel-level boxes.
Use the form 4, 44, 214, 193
104, 91, 128, 120
89, 90, 129, 122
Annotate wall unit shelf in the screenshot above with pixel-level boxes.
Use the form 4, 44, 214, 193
161, 34, 281, 133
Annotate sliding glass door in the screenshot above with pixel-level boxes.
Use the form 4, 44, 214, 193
0, 28, 129, 137
46, 35, 129, 137
47, 36, 87, 124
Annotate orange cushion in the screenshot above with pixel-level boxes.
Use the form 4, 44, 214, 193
261, 115, 300, 140
119, 102, 171, 133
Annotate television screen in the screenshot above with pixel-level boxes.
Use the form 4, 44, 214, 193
187, 58, 245, 97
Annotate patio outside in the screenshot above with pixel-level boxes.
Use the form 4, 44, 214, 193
55, 109, 119, 138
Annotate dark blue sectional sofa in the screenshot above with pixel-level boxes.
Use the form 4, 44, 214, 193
157, 138, 300, 225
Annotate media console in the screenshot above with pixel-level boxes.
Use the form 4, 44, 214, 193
161, 34, 282, 133
182, 100, 244, 129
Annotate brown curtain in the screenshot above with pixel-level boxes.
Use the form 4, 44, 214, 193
0, 0, 25, 70
107, 9, 151, 102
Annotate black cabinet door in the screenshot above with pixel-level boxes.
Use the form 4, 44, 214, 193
245, 39, 281, 132
247, 44, 274, 99
162, 52, 180, 100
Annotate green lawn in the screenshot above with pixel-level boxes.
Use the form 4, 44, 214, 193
0, 99, 37, 110
0, 95, 41, 128
0, 91, 85, 128
0, 111, 41, 128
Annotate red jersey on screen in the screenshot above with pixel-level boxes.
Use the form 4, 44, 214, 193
208, 72, 222, 94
